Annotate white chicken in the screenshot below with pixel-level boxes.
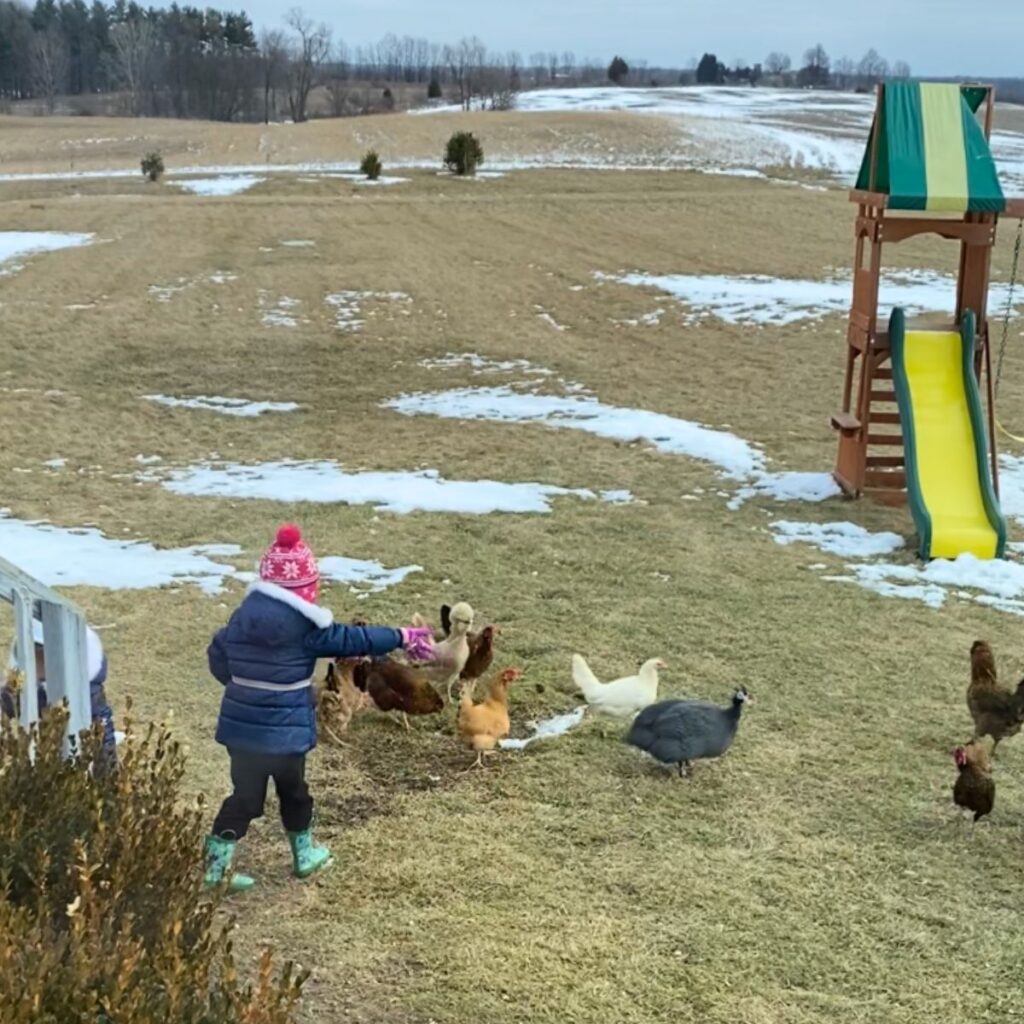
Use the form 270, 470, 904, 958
412, 601, 474, 703
571, 654, 665, 716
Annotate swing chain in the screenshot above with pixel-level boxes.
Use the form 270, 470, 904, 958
994, 217, 1023, 400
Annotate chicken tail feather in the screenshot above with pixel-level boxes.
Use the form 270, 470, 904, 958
571, 654, 601, 700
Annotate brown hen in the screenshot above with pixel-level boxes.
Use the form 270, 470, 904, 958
967, 641, 1024, 752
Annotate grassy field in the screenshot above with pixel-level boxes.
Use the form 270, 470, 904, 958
3, 109, 1024, 1024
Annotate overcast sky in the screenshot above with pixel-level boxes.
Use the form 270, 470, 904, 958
244, 0, 1024, 78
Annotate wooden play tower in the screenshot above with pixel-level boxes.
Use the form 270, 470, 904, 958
832, 82, 1024, 505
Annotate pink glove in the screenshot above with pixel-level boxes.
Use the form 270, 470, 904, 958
400, 627, 435, 662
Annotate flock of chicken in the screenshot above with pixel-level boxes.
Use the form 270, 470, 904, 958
952, 640, 1024, 823
317, 601, 754, 777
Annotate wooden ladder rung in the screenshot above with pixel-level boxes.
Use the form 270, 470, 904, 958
865, 470, 906, 489
866, 454, 904, 468
867, 434, 904, 446
870, 389, 897, 402
870, 411, 901, 425
874, 368, 893, 380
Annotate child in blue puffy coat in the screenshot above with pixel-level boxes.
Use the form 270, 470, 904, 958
205, 523, 435, 891
3, 619, 117, 767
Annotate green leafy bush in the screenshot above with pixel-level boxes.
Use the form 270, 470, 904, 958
140, 151, 164, 182
360, 149, 383, 181
0, 705, 306, 1024
444, 131, 484, 176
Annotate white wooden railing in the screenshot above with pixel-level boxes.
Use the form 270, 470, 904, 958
1, 554, 91, 740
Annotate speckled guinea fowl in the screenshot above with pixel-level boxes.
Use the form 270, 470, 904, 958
625, 688, 753, 778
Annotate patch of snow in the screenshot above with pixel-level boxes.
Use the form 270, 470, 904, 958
418, 353, 554, 376
385, 386, 765, 479
0, 510, 241, 594
535, 306, 568, 331
601, 269, 1022, 326
143, 394, 299, 417
43, 458, 66, 469
729, 471, 842, 510
325, 290, 411, 332
280, 239, 316, 247
824, 565, 948, 609
0, 232, 93, 274
259, 293, 305, 328
600, 489, 634, 504
770, 521, 905, 558
208, 271, 238, 284
175, 175, 264, 196
153, 460, 625, 515
500, 706, 587, 750
319, 556, 422, 594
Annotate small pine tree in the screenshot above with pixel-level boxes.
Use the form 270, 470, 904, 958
608, 56, 629, 84
381, 87, 395, 111
427, 77, 442, 100
360, 149, 383, 181
140, 151, 164, 182
444, 131, 484, 176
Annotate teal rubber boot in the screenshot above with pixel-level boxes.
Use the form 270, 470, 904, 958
287, 828, 333, 878
203, 834, 256, 892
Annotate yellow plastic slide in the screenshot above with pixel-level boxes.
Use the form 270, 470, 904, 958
889, 308, 1006, 560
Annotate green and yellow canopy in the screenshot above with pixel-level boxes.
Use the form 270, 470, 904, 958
855, 81, 1005, 213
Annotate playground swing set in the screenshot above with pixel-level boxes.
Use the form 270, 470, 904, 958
831, 80, 1024, 561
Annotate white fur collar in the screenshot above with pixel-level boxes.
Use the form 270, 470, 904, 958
248, 580, 334, 628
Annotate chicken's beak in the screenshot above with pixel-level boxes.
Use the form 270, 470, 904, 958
656, 659, 667, 669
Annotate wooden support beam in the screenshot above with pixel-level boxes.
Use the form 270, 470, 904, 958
880, 218, 996, 246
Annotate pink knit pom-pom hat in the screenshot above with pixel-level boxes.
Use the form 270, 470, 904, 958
259, 523, 320, 604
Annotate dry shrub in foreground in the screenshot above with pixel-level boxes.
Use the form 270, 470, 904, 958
0, 707, 307, 1024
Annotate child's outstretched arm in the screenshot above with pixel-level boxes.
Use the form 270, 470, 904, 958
304, 622, 434, 661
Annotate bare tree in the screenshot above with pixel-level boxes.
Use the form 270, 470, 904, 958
891, 59, 911, 79
529, 51, 546, 87
30, 27, 68, 113
445, 36, 485, 110
857, 48, 887, 88
109, 19, 156, 116
764, 52, 791, 76
284, 7, 330, 123
259, 29, 288, 123
798, 43, 830, 87
832, 56, 856, 89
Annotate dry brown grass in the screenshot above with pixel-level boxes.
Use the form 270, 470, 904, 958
2, 111, 1024, 1024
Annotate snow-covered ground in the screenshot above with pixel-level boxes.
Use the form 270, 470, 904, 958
0, 510, 242, 594
325, 290, 411, 332
148, 460, 632, 515
771, 519, 1024, 616
424, 86, 1024, 189
0, 231, 94, 274
0, 510, 420, 597
143, 395, 299, 417
259, 293, 307, 328
2, 88, 1019, 189
174, 174, 264, 196
601, 269, 1023, 326
388, 385, 766, 479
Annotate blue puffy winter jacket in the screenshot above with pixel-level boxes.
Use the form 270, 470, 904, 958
208, 581, 403, 756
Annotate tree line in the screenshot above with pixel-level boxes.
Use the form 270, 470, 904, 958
689, 45, 911, 89
0, 1, 616, 120
0, 2, 917, 123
